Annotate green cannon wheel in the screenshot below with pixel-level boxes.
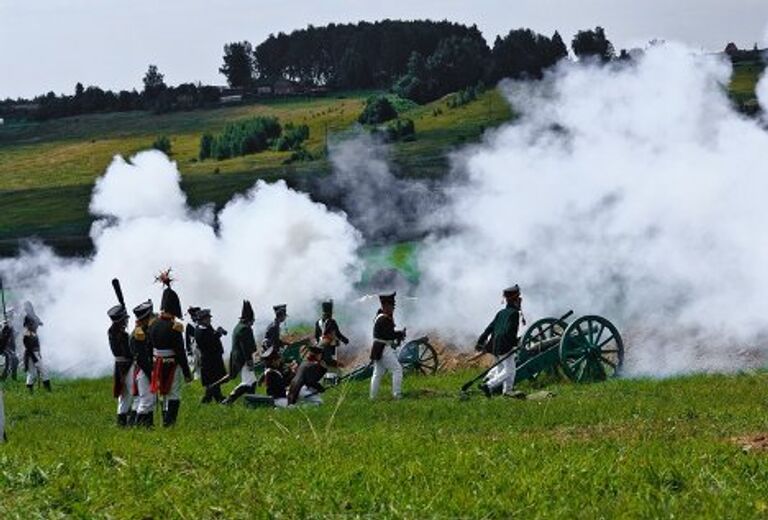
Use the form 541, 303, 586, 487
559, 315, 624, 382
520, 317, 568, 353
397, 337, 439, 375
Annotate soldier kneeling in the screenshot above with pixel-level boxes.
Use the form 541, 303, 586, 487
287, 345, 326, 406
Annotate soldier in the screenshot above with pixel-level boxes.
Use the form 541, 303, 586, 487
23, 315, 51, 393
263, 304, 288, 354
475, 285, 522, 398
0, 345, 6, 442
1, 312, 19, 381
130, 300, 156, 427
185, 306, 201, 380
222, 300, 258, 405
314, 300, 349, 371
108, 304, 134, 426
287, 345, 326, 406
148, 278, 192, 427
369, 292, 406, 400
261, 346, 291, 407
195, 309, 227, 403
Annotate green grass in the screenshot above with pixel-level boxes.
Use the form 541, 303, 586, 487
2, 371, 768, 517
730, 61, 764, 105
0, 90, 511, 251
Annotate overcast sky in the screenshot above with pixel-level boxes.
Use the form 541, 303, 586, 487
1, 0, 767, 99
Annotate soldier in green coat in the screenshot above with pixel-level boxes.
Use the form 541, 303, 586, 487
222, 301, 258, 405
475, 285, 523, 398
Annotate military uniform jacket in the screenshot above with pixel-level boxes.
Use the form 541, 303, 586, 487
148, 316, 191, 379
130, 323, 153, 376
229, 321, 257, 377
263, 320, 285, 353
264, 367, 288, 399
315, 317, 348, 367
22, 331, 40, 371
370, 311, 405, 361
195, 324, 227, 386
477, 304, 520, 356
287, 360, 327, 404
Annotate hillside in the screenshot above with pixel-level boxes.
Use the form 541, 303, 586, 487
0, 90, 511, 255
2, 371, 768, 517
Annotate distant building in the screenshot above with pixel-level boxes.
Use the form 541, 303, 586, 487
273, 79, 299, 96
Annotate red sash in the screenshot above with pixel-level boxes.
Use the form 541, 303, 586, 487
150, 358, 177, 396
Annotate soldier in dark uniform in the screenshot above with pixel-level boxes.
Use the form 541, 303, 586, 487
263, 304, 288, 354
287, 345, 326, 406
222, 300, 258, 405
475, 285, 522, 398
108, 304, 134, 426
314, 300, 349, 370
1, 314, 19, 381
148, 280, 192, 427
130, 300, 156, 427
23, 315, 51, 393
194, 309, 227, 403
185, 306, 201, 380
261, 346, 291, 407
370, 292, 406, 400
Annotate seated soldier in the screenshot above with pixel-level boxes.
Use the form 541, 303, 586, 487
261, 346, 290, 408
287, 345, 326, 406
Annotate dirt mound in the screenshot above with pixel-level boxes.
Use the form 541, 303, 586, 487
732, 434, 768, 452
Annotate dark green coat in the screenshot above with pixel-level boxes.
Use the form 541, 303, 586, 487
229, 321, 256, 377
477, 305, 520, 356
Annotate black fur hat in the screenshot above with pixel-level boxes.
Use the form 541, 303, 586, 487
161, 287, 182, 318
240, 300, 255, 322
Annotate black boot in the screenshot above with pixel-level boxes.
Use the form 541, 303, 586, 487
127, 411, 137, 427
222, 385, 249, 405
27, 384, 34, 394
213, 385, 225, 403
163, 400, 180, 427
201, 386, 212, 404
117, 414, 128, 427
137, 412, 154, 428
478, 383, 492, 399
43, 380, 51, 392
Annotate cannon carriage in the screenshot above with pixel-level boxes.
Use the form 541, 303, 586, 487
515, 314, 624, 384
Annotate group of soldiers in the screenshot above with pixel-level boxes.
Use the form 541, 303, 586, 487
1, 278, 524, 441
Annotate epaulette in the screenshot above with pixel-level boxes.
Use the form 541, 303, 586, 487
132, 327, 146, 341
172, 321, 184, 333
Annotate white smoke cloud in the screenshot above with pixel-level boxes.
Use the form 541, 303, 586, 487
0, 151, 362, 376
415, 43, 768, 375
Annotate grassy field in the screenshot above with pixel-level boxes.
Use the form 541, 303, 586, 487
0, 89, 511, 253
2, 370, 768, 518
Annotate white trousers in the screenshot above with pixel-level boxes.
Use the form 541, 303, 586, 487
116, 365, 134, 415
234, 365, 257, 390
486, 355, 516, 394
370, 346, 403, 399
135, 368, 156, 413
296, 386, 323, 406
0, 388, 5, 443
26, 355, 49, 385
273, 397, 288, 408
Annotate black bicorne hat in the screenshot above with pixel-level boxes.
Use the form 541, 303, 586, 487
503, 285, 520, 297
161, 287, 182, 318
133, 300, 154, 320
187, 306, 201, 322
321, 300, 333, 313
108, 304, 128, 322
378, 292, 396, 305
196, 308, 211, 320
273, 304, 287, 316
240, 300, 255, 322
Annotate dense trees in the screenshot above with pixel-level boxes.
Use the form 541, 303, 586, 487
487, 29, 568, 82
358, 96, 398, 124
220, 42, 254, 87
571, 27, 615, 62
198, 117, 309, 160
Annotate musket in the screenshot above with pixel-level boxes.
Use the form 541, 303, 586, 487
0, 277, 7, 323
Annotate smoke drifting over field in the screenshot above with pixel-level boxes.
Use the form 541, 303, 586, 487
0, 152, 362, 376
3, 42, 768, 378
416, 43, 768, 375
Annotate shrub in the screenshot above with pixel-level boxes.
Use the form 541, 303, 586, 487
358, 96, 398, 125
379, 118, 415, 142
152, 135, 172, 154
205, 116, 282, 160
282, 147, 315, 164
274, 123, 310, 151
199, 133, 214, 160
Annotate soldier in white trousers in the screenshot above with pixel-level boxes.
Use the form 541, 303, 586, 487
22, 315, 51, 393
130, 300, 156, 427
369, 292, 406, 400
476, 285, 523, 398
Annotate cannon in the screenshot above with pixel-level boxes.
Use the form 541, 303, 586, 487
334, 336, 439, 382
515, 313, 624, 384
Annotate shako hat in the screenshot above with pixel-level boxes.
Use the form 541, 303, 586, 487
108, 304, 128, 322
321, 300, 333, 313
503, 285, 521, 297
187, 306, 201, 322
196, 308, 211, 320
133, 300, 153, 320
240, 300, 255, 322
378, 292, 396, 306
